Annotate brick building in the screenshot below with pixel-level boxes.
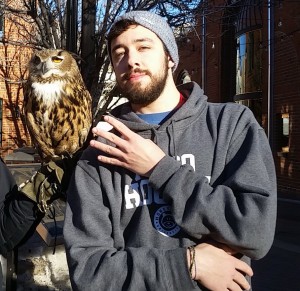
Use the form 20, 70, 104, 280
0, 0, 299, 200
0, 1, 34, 157
176, 0, 300, 200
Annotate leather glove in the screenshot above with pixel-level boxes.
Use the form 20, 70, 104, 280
18, 155, 79, 213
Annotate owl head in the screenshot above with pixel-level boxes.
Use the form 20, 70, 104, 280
28, 49, 81, 80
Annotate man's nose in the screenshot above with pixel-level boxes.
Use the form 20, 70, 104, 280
127, 50, 140, 68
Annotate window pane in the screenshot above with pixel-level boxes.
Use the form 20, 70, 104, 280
236, 30, 262, 95
282, 116, 289, 136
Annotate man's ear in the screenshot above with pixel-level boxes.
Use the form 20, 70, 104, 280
167, 56, 175, 69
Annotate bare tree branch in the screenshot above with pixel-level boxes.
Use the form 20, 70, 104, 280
3, 0, 205, 120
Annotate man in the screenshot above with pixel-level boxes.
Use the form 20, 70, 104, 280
63, 10, 277, 291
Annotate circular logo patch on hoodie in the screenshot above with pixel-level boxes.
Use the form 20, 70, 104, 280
154, 206, 180, 237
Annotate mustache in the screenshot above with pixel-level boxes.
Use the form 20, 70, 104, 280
122, 69, 151, 81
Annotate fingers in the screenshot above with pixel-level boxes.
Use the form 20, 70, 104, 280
92, 126, 124, 146
235, 259, 253, 277
102, 115, 133, 140
228, 281, 247, 291
90, 115, 165, 176
92, 116, 135, 152
96, 155, 126, 167
90, 122, 126, 165
92, 140, 124, 160
194, 243, 253, 291
231, 270, 251, 291
90, 136, 129, 168
206, 240, 253, 278
91, 122, 128, 158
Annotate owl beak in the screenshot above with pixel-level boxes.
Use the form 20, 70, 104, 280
41, 62, 49, 75
40, 59, 62, 78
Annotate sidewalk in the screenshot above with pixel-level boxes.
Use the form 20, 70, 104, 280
252, 198, 300, 291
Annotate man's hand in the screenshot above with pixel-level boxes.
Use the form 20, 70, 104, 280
206, 240, 238, 256
187, 243, 253, 291
90, 115, 165, 177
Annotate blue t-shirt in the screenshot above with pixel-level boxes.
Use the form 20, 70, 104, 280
137, 111, 172, 125
137, 93, 187, 125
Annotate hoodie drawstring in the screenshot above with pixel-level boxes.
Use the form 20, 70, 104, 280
167, 121, 177, 158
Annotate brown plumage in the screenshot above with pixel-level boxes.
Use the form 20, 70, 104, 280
24, 49, 92, 162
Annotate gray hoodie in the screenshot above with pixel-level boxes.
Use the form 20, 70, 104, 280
64, 82, 277, 291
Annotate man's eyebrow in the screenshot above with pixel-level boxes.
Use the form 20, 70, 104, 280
112, 37, 155, 52
133, 37, 154, 44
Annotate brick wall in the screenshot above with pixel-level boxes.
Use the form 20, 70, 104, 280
0, 0, 34, 157
176, 0, 300, 200
273, 0, 300, 199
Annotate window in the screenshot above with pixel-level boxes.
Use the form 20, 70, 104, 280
280, 113, 289, 153
235, 30, 263, 125
232, 0, 263, 123
236, 30, 262, 95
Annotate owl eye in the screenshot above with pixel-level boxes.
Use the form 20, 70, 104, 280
52, 56, 63, 63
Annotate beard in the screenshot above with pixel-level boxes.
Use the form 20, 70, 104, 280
118, 57, 169, 106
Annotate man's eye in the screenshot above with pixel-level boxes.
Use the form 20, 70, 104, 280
114, 49, 125, 56
139, 46, 150, 51
114, 50, 125, 58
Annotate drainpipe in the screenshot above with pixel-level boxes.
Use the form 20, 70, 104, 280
202, 2, 206, 93
66, 0, 78, 53
268, 0, 274, 151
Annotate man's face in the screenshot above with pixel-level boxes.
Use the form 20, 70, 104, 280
110, 25, 174, 105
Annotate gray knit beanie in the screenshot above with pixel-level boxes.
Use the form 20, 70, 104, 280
108, 10, 179, 71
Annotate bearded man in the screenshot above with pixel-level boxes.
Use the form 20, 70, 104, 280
64, 11, 277, 291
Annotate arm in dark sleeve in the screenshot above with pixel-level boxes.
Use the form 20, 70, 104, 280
0, 160, 42, 256
149, 111, 277, 260
0, 158, 15, 197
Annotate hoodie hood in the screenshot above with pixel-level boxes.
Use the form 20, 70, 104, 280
110, 82, 207, 134
109, 82, 208, 157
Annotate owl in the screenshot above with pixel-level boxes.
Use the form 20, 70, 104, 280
24, 49, 92, 162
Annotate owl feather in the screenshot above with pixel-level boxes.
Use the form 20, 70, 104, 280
24, 49, 92, 162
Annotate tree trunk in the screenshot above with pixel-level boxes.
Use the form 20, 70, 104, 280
81, 0, 96, 90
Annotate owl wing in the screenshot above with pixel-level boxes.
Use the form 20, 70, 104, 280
24, 84, 57, 160
48, 83, 92, 157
